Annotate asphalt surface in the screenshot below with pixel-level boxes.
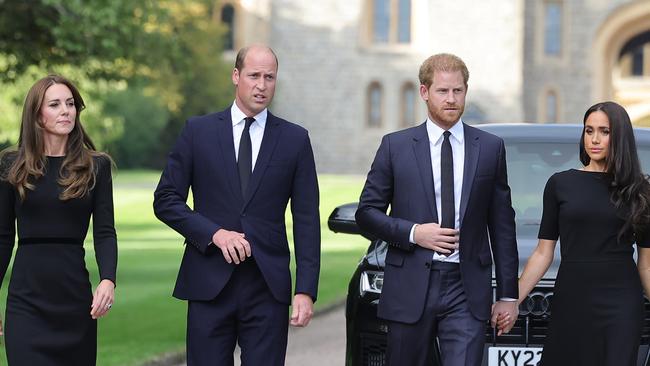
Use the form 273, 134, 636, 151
171, 304, 347, 366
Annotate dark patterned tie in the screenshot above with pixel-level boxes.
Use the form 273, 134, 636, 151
440, 131, 454, 256
238, 117, 254, 195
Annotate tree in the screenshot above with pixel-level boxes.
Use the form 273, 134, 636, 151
135, 0, 234, 167
102, 86, 169, 168
0, 0, 160, 81
0, 0, 235, 168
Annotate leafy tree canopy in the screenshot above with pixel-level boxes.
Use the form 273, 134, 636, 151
0, 0, 236, 167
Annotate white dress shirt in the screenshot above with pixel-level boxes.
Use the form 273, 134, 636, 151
231, 101, 267, 170
410, 119, 465, 263
410, 119, 516, 302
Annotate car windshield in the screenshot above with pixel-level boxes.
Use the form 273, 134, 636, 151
504, 140, 650, 236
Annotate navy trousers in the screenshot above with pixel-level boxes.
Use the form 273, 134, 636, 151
386, 262, 485, 366
186, 258, 289, 366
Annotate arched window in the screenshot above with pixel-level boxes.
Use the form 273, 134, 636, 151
367, 82, 383, 127
618, 30, 650, 77
543, 1, 562, 56
545, 90, 558, 123
371, 0, 411, 44
221, 4, 235, 51
400, 82, 416, 127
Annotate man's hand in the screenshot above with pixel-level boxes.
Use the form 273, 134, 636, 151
413, 223, 459, 254
212, 229, 251, 264
290, 293, 314, 327
491, 301, 519, 336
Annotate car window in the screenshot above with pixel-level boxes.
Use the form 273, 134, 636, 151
637, 148, 650, 174
504, 142, 578, 230
504, 140, 650, 233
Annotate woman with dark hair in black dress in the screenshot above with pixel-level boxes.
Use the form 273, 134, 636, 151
501, 101, 650, 365
0, 75, 117, 365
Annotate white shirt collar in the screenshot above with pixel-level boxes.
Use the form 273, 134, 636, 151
426, 118, 464, 146
231, 101, 268, 128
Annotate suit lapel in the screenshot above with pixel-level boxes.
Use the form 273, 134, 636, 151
215, 109, 244, 201
412, 122, 437, 221
242, 112, 281, 208
460, 123, 479, 225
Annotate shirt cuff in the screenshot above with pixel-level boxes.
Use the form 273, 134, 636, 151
409, 224, 417, 244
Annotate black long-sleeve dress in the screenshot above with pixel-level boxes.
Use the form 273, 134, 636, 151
538, 169, 648, 366
0, 155, 117, 366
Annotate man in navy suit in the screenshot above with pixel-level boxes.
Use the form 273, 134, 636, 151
153, 45, 320, 366
356, 53, 519, 366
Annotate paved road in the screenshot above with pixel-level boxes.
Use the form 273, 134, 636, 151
172, 305, 346, 366
281, 305, 346, 366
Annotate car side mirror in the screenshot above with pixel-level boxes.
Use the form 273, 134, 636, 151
327, 202, 377, 241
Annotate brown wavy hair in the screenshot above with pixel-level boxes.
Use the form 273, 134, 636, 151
1, 74, 110, 200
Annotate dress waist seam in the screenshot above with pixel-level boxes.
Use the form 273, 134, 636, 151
18, 237, 84, 246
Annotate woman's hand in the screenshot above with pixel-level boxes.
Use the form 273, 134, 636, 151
90, 279, 115, 319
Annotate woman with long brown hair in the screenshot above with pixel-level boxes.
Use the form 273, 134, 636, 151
500, 101, 650, 365
0, 75, 117, 365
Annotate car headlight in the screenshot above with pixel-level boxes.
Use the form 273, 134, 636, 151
360, 270, 384, 296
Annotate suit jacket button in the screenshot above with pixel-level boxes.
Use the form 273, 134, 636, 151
425, 262, 431, 269
241, 213, 246, 217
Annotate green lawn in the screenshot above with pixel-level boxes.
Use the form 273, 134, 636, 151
0, 171, 368, 365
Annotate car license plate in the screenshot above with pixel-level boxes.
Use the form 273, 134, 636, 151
488, 347, 542, 366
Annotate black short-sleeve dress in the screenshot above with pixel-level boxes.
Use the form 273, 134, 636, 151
0, 155, 118, 366
538, 169, 648, 366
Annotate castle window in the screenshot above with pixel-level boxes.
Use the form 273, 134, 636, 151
400, 82, 416, 127
397, 0, 411, 43
221, 4, 235, 50
463, 103, 487, 124
373, 0, 390, 43
632, 47, 644, 76
543, 1, 562, 56
544, 90, 558, 123
367, 82, 383, 127
371, 0, 411, 44
618, 30, 650, 77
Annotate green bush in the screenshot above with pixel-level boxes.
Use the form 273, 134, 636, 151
103, 88, 169, 168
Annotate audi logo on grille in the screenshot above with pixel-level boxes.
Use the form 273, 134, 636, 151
519, 291, 553, 317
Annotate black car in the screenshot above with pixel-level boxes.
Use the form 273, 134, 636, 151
328, 123, 650, 366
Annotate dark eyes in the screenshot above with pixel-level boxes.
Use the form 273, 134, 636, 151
436, 89, 463, 94
585, 129, 609, 135
48, 101, 74, 107
249, 74, 275, 80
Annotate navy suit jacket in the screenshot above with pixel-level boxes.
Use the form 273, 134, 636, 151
153, 108, 320, 305
356, 122, 518, 322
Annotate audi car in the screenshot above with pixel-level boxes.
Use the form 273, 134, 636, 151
328, 123, 650, 366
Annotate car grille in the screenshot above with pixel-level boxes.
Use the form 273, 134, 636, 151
485, 314, 551, 345
485, 287, 552, 345
486, 286, 650, 346
359, 332, 387, 366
